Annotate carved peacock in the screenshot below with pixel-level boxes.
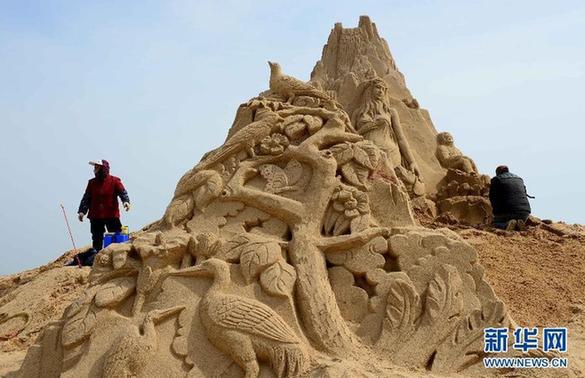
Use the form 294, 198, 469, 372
170, 258, 307, 378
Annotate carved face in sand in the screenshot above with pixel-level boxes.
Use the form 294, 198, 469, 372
371, 80, 386, 101
112, 250, 128, 270
437, 132, 454, 146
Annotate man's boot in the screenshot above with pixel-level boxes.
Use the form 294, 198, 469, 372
516, 219, 526, 231
505, 219, 517, 231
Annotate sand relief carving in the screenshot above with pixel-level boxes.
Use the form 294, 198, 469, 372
21, 19, 522, 377
102, 306, 185, 377
351, 78, 425, 197
168, 259, 306, 378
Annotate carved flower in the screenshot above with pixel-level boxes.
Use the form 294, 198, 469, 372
259, 133, 289, 155
331, 186, 369, 219
324, 185, 371, 236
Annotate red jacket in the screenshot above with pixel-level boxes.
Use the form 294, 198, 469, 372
78, 175, 129, 219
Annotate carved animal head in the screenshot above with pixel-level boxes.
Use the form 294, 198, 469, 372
437, 132, 454, 146
188, 258, 230, 278
268, 61, 282, 76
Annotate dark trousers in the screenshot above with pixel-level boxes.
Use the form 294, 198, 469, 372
90, 218, 122, 251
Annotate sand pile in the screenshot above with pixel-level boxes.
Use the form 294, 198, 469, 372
0, 249, 90, 376
457, 224, 585, 327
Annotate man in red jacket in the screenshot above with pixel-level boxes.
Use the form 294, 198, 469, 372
78, 160, 131, 251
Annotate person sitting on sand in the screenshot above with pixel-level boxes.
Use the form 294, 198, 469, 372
489, 165, 531, 231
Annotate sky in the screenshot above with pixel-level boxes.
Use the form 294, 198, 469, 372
1, 0, 584, 275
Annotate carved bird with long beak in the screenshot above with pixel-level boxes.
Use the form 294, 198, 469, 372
102, 306, 184, 378
170, 258, 306, 378
268, 61, 333, 105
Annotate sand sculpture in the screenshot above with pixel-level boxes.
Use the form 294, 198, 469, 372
310, 16, 494, 224
19, 16, 516, 377
434, 133, 492, 225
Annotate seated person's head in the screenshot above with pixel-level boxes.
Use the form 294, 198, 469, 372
495, 165, 509, 175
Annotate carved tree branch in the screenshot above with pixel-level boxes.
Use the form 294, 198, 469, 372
223, 161, 305, 225
317, 227, 391, 253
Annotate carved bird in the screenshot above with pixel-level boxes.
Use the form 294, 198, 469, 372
102, 306, 184, 378
268, 61, 333, 105
196, 110, 282, 171
170, 258, 306, 378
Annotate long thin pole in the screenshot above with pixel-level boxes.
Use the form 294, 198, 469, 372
60, 204, 82, 268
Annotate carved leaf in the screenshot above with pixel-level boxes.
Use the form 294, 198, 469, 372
333, 216, 351, 236
218, 235, 251, 262
304, 115, 323, 134
330, 143, 354, 166
355, 141, 381, 170
94, 277, 136, 308
240, 242, 282, 283
350, 214, 370, 233
284, 121, 306, 140
343, 237, 386, 274
340, 162, 363, 187
260, 260, 297, 297
353, 145, 373, 169
354, 165, 370, 186
323, 206, 341, 236
385, 279, 420, 330
282, 114, 304, 126
375, 274, 421, 352
62, 301, 96, 347
425, 265, 463, 323
432, 301, 509, 373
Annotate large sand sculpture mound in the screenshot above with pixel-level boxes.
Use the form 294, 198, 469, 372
7, 16, 583, 378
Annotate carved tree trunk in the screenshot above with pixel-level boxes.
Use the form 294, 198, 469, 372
288, 228, 359, 354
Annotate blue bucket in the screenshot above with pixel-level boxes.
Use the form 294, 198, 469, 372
103, 233, 115, 249
114, 233, 129, 243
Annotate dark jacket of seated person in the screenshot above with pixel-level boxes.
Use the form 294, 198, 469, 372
489, 168, 531, 223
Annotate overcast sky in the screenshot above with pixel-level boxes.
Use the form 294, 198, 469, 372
1, 0, 584, 275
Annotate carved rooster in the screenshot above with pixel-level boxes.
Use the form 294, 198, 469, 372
268, 61, 333, 105
102, 306, 184, 377
170, 258, 306, 378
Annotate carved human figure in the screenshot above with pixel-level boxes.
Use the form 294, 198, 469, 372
351, 78, 424, 194
436, 132, 477, 174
